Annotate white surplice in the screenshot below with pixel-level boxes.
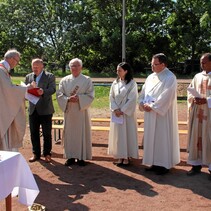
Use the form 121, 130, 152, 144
0, 63, 26, 150
139, 68, 180, 169
187, 71, 211, 165
56, 74, 94, 160
108, 79, 139, 159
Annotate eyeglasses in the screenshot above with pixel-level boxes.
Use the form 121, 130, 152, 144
151, 63, 161, 66
12, 57, 20, 63
70, 65, 81, 68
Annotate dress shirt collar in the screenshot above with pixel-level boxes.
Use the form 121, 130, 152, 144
0, 60, 10, 71
35, 70, 44, 83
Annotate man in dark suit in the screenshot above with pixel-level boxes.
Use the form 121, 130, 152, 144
25, 58, 56, 163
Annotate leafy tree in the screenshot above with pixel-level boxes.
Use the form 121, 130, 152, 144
167, 0, 211, 62
0, 0, 210, 75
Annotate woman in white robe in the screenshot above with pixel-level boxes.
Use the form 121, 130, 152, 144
108, 62, 139, 166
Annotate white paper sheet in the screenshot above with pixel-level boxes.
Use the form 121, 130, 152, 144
25, 93, 40, 105
111, 112, 124, 124
207, 97, 211, 108
21, 81, 40, 105
142, 94, 156, 104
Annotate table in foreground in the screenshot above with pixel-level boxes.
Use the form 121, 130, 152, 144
0, 151, 40, 210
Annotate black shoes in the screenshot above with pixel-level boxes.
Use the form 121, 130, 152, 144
113, 159, 130, 167
209, 170, 211, 181
64, 158, 86, 166
187, 166, 211, 180
64, 158, 76, 166
29, 155, 40, 162
145, 165, 158, 172
156, 167, 169, 175
187, 165, 202, 176
145, 165, 169, 175
78, 160, 86, 166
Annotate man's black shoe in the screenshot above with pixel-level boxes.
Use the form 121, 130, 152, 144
145, 165, 159, 172
187, 165, 202, 176
156, 166, 169, 175
29, 155, 40, 163
208, 170, 211, 181
64, 158, 75, 166
78, 160, 86, 166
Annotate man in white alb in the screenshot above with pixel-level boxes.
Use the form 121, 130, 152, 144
139, 53, 180, 175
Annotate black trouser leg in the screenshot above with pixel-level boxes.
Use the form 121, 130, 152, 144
40, 114, 52, 156
29, 111, 41, 158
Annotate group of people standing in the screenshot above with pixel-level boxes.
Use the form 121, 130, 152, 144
1, 48, 211, 180
109, 53, 179, 175
109, 52, 211, 179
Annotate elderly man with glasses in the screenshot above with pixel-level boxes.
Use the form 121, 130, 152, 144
0, 49, 32, 151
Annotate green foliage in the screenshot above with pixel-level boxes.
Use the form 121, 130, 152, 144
12, 77, 188, 116
166, 0, 211, 60
0, 0, 210, 75
11, 77, 110, 115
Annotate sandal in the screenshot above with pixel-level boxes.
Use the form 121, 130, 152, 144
122, 159, 130, 166
113, 159, 123, 165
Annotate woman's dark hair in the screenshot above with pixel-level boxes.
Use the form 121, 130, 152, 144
116, 62, 133, 84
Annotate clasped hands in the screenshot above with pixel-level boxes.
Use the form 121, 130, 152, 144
194, 97, 207, 105
114, 109, 123, 117
68, 94, 79, 103
139, 103, 152, 112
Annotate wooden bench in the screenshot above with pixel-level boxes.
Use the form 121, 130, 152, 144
52, 116, 187, 125
51, 117, 188, 142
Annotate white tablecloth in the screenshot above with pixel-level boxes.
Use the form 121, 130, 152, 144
0, 151, 39, 206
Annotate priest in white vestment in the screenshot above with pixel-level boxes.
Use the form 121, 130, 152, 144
0, 49, 28, 151
187, 53, 211, 179
108, 62, 139, 166
139, 53, 180, 175
57, 58, 94, 166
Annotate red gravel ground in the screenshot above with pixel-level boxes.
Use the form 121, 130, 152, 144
1, 103, 211, 211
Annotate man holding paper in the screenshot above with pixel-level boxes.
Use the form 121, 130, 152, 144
25, 58, 56, 163
187, 53, 211, 179
139, 53, 180, 175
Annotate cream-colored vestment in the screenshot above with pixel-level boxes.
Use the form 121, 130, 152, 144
187, 71, 211, 165
0, 64, 26, 150
108, 79, 139, 159
57, 74, 94, 160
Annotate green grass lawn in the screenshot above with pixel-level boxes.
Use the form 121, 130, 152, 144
12, 77, 186, 116
12, 77, 110, 116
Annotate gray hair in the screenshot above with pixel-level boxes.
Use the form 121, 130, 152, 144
4, 49, 21, 59
69, 58, 83, 67
32, 58, 44, 65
